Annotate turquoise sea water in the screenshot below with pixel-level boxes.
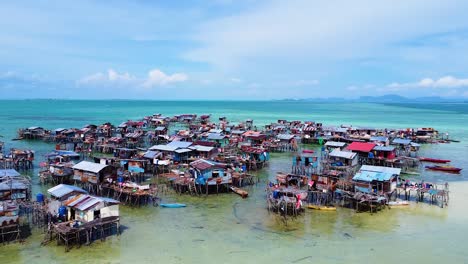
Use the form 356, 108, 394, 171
1, 100, 467, 263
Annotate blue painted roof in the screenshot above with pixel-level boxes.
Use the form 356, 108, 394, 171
207, 133, 226, 140
143, 151, 161, 159
392, 138, 412, 145
370, 136, 388, 142
353, 171, 394, 182
167, 141, 193, 148
373, 146, 395, 152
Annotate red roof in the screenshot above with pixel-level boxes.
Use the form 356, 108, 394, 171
241, 146, 265, 154
190, 159, 226, 171
346, 142, 376, 152
190, 160, 213, 171
193, 140, 216, 147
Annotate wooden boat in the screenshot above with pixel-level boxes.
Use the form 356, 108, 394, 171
388, 201, 409, 207
419, 157, 451, 163
230, 186, 248, 198
425, 165, 462, 173
307, 204, 336, 211
160, 203, 186, 208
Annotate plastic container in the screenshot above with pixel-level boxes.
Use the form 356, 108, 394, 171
58, 206, 67, 217
36, 193, 44, 203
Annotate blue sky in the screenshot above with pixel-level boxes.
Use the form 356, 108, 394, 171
2, 0, 468, 99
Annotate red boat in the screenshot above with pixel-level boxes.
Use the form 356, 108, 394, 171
419, 157, 451, 163
425, 165, 462, 173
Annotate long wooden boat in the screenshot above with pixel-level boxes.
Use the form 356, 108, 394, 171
230, 186, 248, 198
419, 157, 451, 163
425, 165, 462, 173
388, 201, 409, 207
307, 204, 336, 211
160, 203, 186, 208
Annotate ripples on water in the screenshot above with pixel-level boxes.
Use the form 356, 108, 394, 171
1, 100, 467, 263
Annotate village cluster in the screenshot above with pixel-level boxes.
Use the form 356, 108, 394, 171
0, 113, 457, 250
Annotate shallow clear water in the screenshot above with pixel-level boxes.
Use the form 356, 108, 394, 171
0, 100, 467, 263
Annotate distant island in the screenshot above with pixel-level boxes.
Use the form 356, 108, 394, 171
278, 94, 468, 103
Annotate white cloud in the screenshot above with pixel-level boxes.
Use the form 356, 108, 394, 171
79, 69, 136, 85
108, 69, 134, 82
386, 76, 468, 90
78, 68, 188, 89
230, 77, 242, 83
421, 76, 468, 88
142, 69, 188, 88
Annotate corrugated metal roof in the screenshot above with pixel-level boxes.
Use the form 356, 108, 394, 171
273, 125, 286, 129
325, 141, 346, 147
149, 144, 178, 152
329, 149, 356, 159
0, 169, 21, 177
333, 127, 348, 133
47, 184, 87, 198
190, 159, 214, 171
392, 138, 412, 145
356, 127, 376, 131
125, 132, 143, 138
277, 134, 294, 140
108, 137, 123, 143
175, 148, 192, 154
353, 171, 394, 182
360, 165, 401, 175
207, 133, 226, 140
303, 126, 316, 132
75, 196, 101, 211
208, 129, 223, 134
143, 151, 162, 159
231, 130, 245, 135
190, 159, 226, 171
65, 194, 90, 206
241, 146, 266, 154
190, 145, 214, 152
167, 141, 193, 148
373, 146, 395, 152
72, 161, 108, 173
0, 181, 29, 191
370, 136, 388, 142
65, 194, 119, 210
